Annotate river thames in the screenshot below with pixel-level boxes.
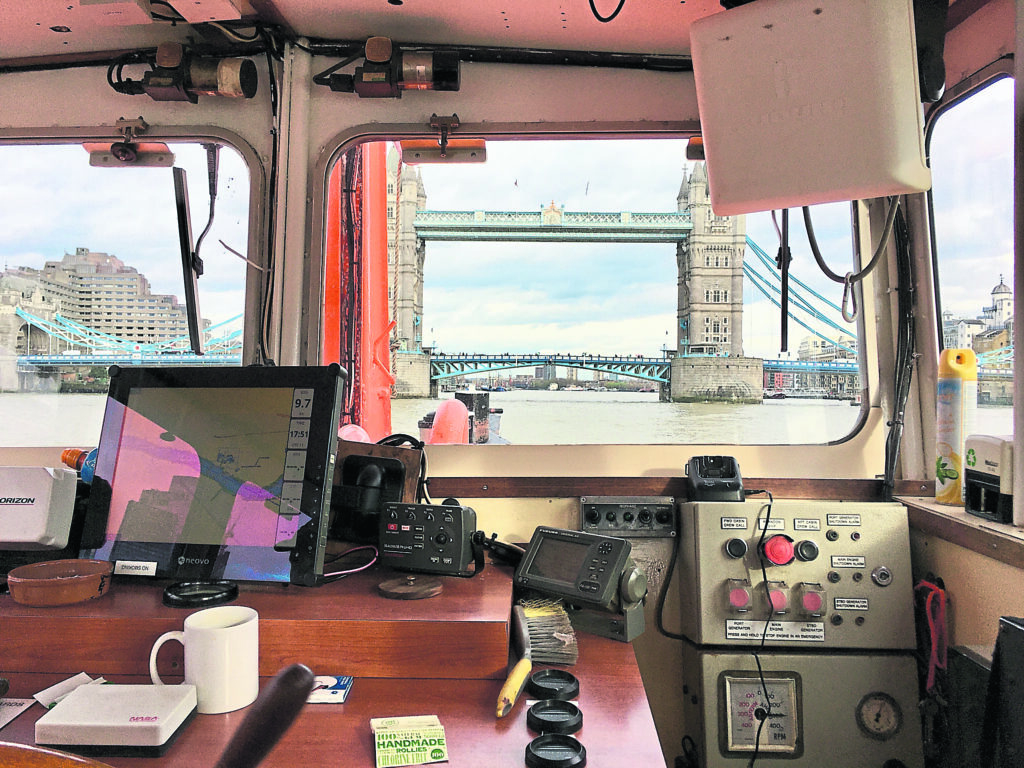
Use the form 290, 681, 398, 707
1, 389, 1012, 447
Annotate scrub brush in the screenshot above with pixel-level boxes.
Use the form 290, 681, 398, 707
496, 599, 578, 718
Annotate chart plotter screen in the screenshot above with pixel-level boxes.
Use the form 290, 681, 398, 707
81, 365, 344, 585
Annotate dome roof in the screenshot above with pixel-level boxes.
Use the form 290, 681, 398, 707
992, 277, 1011, 295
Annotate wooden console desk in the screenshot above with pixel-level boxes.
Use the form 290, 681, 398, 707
0, 564, 665, 767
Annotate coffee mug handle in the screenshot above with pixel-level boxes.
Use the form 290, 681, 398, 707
149, 631, 185, 685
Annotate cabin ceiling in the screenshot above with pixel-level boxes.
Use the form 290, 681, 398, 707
0, 0, 725, 66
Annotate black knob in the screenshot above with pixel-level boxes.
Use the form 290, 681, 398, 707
585, 507, 599, 523
639, 510, 652, 523
655, 509, 671, 524
724, 538, 747, 559
795, 540, 819, 562
435, 532, 450, 545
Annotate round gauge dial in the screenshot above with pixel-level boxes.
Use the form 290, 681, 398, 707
855, 692, 903, 740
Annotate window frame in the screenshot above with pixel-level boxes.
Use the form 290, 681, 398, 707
310, 126, 876, 450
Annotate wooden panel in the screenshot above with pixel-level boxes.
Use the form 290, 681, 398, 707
0, 633, 663, 768
903, 496, 1024, 571
0, 564, 512, 680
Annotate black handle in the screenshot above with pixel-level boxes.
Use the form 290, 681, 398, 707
213, 663, 316, 768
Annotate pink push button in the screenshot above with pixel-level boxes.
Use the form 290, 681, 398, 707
768, 588, 788, 613
729, 587, 751, 610
762, 535, 796, 566
801, 590, 824, 615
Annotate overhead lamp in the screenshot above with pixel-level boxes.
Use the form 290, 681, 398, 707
110, 42, 257, 103
326, 37, 460, 98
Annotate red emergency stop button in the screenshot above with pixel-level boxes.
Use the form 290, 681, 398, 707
761, 534, 796, 566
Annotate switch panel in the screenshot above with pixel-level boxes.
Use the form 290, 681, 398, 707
676, 501, 915, 650
580, 496, 677, 538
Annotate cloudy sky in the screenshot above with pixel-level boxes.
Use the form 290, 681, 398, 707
1, 75, 1011, 363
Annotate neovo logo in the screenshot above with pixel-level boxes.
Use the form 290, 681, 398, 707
177, 556, 211, 566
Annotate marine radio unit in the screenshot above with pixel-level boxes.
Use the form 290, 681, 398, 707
379, 502, 478, 576
514, 526, 648, 642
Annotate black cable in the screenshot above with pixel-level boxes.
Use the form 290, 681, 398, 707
589, 0, 627, 23
193, 142, 220, 265
777, 210, 792, 352
748, 490, 775, 768
257, 28, 281, 366
312, 55, 361, 86
804, 197, 900, 285
883, 207, 916, 500
656, 526, 686, 640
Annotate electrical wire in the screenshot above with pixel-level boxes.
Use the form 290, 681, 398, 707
193, 143, 220, 264
589, 0, 627, 23
749, 490, 775, 768
321, 544, 378, 582
257, 28, 282, 366
655, 519, 685, 640
882, 207, 916, 500
803, 197, 900, 321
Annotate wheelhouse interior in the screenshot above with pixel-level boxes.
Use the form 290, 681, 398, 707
0, 1, 1020, 767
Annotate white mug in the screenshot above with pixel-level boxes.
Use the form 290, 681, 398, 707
149, 605, 259, 714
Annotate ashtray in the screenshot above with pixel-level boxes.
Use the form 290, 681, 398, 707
6, 559, 113, 606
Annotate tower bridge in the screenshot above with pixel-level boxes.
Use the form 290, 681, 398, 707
390, 160, 756, 401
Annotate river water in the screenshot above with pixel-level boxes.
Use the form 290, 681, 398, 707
1, 390, 1013, 448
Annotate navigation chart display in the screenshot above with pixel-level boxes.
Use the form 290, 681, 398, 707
81, 365, 345, 585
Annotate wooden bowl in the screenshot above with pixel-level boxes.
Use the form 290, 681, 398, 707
6, 559, 113, 606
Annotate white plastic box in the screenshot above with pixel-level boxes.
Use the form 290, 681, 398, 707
690, 0, 931, 215
0, 466, 77, 549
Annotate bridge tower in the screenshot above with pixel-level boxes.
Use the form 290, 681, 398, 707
387, 149, 431, 396
675, 162, 745, 357
671, 163, 762, 402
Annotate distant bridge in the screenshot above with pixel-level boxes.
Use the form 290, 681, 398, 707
430, 352, 860, 385
414, 208, 692, 242
431, 353, 671, 383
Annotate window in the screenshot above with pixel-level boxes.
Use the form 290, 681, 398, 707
929, 76, 1014, 435
327, 138, 863, 445
0, 141, 250, 447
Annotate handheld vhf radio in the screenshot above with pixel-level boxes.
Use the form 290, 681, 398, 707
379, 501, 479, 576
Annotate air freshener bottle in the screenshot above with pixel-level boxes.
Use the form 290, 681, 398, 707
935, 348, 977, 505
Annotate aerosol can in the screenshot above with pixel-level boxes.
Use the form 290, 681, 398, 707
936, 348, 977, 504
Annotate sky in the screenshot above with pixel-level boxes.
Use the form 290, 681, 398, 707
0, 76, 1012, 363
0, 143, 250, 328
417, 139, 859, 359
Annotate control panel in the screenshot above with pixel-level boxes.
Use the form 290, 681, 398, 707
680, 643, 924, 767
379, 502, 476, 575
579, 496, 677, 538
676, 501, 915, 649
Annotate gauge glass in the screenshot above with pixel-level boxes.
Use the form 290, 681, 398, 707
856, 692, 902, 740
723, 674, 800, 753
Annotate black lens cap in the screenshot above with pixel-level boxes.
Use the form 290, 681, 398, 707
525, 733, 586, 768
527, 699, 583, 735
162, 580, 239, 608
527, 669, 580, 701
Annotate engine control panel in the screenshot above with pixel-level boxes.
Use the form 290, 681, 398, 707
676, 501, 915, 649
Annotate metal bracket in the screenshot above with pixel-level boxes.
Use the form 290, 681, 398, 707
429, 113, 460, 157
115, 116, 149, 144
